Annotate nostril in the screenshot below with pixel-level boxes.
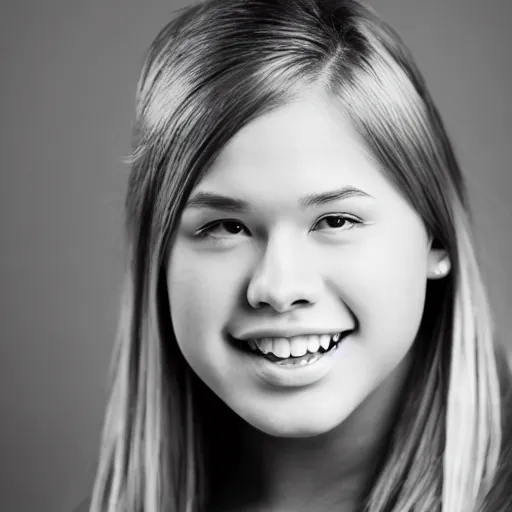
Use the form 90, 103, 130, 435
253, 300, 307, 310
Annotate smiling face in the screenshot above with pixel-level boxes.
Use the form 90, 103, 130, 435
167, 95, 442, 437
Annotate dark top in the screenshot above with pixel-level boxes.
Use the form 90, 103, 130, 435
74, 357, 512, 511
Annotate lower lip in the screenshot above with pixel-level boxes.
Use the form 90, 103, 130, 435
238, 342, 343, 388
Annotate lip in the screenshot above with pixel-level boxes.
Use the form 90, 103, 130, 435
239, 338, 346, 388
234, 328, 350, 341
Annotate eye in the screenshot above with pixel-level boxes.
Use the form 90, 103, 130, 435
313, 214, 361, 232
197, 219, 250, 238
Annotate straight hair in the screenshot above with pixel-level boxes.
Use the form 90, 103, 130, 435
89, 1, 510, 510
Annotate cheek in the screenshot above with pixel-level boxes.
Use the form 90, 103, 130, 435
328, 220, 429, 364
166, 242, 248, 356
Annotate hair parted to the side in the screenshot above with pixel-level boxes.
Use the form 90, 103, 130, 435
89, 1, 510, 511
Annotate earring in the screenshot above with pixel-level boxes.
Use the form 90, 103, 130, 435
433, 258, 450, 277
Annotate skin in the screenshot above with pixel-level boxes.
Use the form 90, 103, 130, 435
167, 93, 448, 510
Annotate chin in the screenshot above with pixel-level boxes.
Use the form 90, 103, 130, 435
243, 408, 347, 439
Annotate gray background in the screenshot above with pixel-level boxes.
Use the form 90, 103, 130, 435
0, 1, 510, 511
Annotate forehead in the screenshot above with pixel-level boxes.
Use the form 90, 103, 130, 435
197, 96, 392, 201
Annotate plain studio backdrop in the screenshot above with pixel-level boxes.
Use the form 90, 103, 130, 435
0, 1, 510, 511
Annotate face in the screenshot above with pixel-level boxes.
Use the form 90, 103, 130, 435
167, 95, 442, 437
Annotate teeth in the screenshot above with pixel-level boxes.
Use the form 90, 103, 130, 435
290, 336, 308, 357
255, 338, 273, 354
320, 334, 331, 350
273, 337, 291, 358
248, 333, 343, 358
307, 335, 320, 354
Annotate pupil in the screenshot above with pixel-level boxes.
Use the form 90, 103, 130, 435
327, 216, 344, 228
225, 221, 243, 234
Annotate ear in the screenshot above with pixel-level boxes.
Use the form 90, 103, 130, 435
427, 241, 451, 280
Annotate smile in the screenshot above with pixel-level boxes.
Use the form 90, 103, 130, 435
233, 332, 345, 367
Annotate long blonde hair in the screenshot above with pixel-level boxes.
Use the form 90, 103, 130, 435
89, 1, 509, 510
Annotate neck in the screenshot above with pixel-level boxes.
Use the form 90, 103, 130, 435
210, 352, 413, 512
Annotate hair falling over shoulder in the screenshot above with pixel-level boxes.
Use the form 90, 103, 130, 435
87, 1, 512, 510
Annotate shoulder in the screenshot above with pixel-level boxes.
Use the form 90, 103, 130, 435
481, 350, 512, 511
481, 435, 512, 511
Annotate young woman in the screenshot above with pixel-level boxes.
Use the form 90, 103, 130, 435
86, 0, 512, 510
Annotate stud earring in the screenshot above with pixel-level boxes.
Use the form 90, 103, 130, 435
433, 258, 450, 278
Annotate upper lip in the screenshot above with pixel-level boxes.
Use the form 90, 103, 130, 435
234, 328, 350, 341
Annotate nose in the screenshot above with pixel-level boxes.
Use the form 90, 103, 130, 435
246, 234, 321, 313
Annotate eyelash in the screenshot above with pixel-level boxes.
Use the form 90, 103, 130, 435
196, 214, 362, 239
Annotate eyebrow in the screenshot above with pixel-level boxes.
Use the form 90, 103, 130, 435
185, 186, 373, 212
